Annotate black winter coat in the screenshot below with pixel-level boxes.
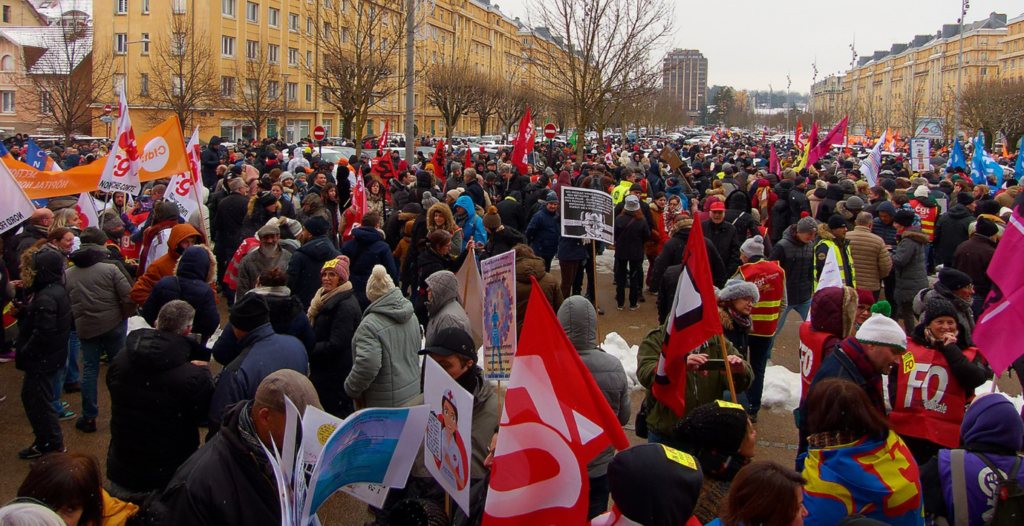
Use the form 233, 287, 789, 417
309, 288, 362, 417
815, 186, 846, 223
483, 227, 527, 261
954, 234, 997, 299
702, 219, 742, 277
106, 329, 214, 492
212, 193, 249, 255
789, 187, 811, 219
340, 227, 400, 310
495, 198, 527, 232
768, 225, 815, 305
15, 251, 71, 373
933, 203, 975, 267
770, 184, 794, 242
613, 213, 651, 261
287, 236, 341, 307
464, 178, 486, 209
142, 247, 219, 356
650, 224, 727, 292
200, 147, 221, 188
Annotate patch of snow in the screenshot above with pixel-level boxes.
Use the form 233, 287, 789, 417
601, 332, 642, 391
761, 365, 801, 412
976, 382, 1024, 414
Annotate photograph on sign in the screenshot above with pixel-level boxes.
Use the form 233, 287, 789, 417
423, 358, 474, 514
480, 250, 517, 380
560, 186, 614, 243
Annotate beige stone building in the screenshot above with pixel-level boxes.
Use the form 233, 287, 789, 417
999, 12, 1024, 82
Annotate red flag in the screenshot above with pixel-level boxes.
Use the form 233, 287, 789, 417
465, 146, 473, 169
378, 121, 389, 157
973, 208, 1024, 375
794, 120, 804, 150
653, 217, 723, 416
805, 117, 848, 168
431, 139, 447, 185
510, 108, 535, 176
769, 144, 781, 175
372, 155, 397, 181
807, 122, 820, 151
483, 278, 630, 525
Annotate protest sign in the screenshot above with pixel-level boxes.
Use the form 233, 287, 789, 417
910, 138, 930, 173
423, 358, 474, 514
560, 186, 614, 243
480, 250, 517, 380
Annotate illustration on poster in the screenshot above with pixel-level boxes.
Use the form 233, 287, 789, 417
582, 211, 604, 240
428, 390, 469, 491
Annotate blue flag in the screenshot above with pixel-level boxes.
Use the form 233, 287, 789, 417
1016, 148, 1023, 182
0, 140, 11, 159
949, 138, 967, 171
971, 132, 1003, 193
24, 139, 53, 170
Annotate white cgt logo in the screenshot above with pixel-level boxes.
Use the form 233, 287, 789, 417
140, 136, 170, 173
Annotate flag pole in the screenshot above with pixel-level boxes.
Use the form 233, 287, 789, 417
717, 333, 739, 403
592, 241, 601, 336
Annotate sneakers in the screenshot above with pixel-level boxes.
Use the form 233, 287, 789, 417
75, 417, 96, 433
18, 445, 66, 460
748, 412, 759, 424
638, 294, 646, 303
629, 304, 639, 311
617, 304, 624, 311
64, 382, 81, 393
57, 408, 76, 421
597, 307, 605, 316
0, 351, 14, 363
0, 394, 6, 403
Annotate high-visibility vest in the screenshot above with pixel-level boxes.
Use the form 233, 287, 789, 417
813, 238, 856, 289
611, 182, 631, 205
798, 322, 834, 401
739, 260, 786, 337
909, 199, 938, 242
889, 341, 976, 449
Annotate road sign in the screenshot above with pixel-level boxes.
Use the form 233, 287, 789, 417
103, 104, 113, 114
100, 115, 115, 123
313, 125, 326, 141
543, 123, 557, 140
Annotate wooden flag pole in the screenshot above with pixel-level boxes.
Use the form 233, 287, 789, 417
717, 334, 739, 403
592, 240, 601, 337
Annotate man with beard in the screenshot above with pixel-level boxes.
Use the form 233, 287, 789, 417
235, 220, 292, 298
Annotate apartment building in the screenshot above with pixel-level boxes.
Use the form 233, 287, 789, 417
662, 48, 707, 123
998, 12, 1024, 82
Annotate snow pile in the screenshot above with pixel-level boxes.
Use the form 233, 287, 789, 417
976, 382, 1024, 414
760, 365, 801, 412
601, 332, 642, 391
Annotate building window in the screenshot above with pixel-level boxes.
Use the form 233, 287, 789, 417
268, 8, 279, 27
140, 33, 149, 54
139, 73, 149, 96
305, 84, 312, 102
341, 28, 348, 43
288, 47, 299, 66
268, 81, 279, 98
306, 17, 313, 34
288, 13, 298, 31
2, 6, 10, 23
286, 82, 297, 102
246, 2, 258, 22
322, 22, 331, 38
222, 0, 235, 17
171, 32, 187, 56
115, 33, 128, 55
221, 36, 235, 57
172, 0, 186, 14
0, 55, 14, 71
246, 79, 257, 97
246, 40, 259, 61
306, 50, 312, 67
221, 76, 236, 97
1, 92, 13, 113
141, 0, 149, 14
267, 44, 279, 64
115, 0, 128, 14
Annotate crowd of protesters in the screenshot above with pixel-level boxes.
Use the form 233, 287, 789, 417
0, 126, 1022, 526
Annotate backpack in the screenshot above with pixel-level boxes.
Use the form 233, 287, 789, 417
949, 449, 1024, 526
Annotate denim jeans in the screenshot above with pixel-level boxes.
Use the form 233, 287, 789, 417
587, 474, 610, 521
80, 321, 127, 419
746, 335, 774, 414
775, 299, 811, 339
51, 363, 67, 412
60, 330, 80, 386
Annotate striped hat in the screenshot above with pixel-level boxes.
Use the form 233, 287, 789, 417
855, 313, 907, 351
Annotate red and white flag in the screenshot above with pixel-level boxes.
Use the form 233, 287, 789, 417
98, 89, 142, 195
510, 108, 534, 176
483, 278, 630, 525
604, 141, 613, 165
653, 216, 723, 416
74, 192, 99, 230
166, 126, 203, 227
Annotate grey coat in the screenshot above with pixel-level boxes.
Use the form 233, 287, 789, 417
345, 288, 422, 408
890, 225, 930, 304
235, 246, 292, 298
424, 271, 472, 347
557, 296, 630, 478
66, 245, 135, 340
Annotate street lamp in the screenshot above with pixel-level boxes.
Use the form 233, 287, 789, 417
282, 72, 291, 143
811, 60, 818, 124
954, 0, 970, 143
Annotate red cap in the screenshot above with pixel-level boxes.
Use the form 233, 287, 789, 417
710, 201, 726, 211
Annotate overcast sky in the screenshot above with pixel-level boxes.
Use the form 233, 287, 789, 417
497, 0, 1022, 94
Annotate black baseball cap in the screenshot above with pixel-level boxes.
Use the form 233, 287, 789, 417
419, 327, 477, 362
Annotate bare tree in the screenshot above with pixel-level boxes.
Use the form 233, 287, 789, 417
140, 14, 220, 129
471, 84, 501, 136
230, 47, 283, 140
423, 61, 483, 144
960, 79, 1024, 150
527, 0, 674, 158
895, 81, 927, 139
305, 0, 420, 151
19, 26, 115, 143
495, 85, 529, 135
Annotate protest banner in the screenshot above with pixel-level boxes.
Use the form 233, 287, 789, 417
910, 138, 930, 173
98, 90, 142, 194
480, 250, 517, 380
0, 160, 35, 235
560, 186, 614, 244
423, 358, 474, 514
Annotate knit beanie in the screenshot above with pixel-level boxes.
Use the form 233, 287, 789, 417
421, 191, 440, 209
870, 300, 892, 318
922, 297, 959, 326
482, 206, 501, 230
960, 393, 1024, 451
975, 217, 998, 237
717, 279, 760, 304
914, 185, 930, 199
608, 444, 704, 526
856, 288, 875, 307
257, 190, 278, 208
956, 192, 976, 206
797, 216, 818, 234
366, 264, 395, 303
937, 267, 972, 291
674, 400, 750, 453
303, 216, 330, 237
230, 293, 271, 332
827, 214, 847, 230
876, 201, 896, 217
880, 178, 897, 194
855, 313, 907, 351
740, 235, 764, 258
846, 196, 864, 210
893, 209, 917, 227
545, 191, 559, 203
79, 226, 108, 245
321, 255, 350, 283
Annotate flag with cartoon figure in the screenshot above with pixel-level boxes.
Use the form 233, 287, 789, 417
423, 357, 474, 513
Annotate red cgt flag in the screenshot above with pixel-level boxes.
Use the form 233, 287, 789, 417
510, 108, 534, 176
483, 278, 630, 526
378, 120, 389, 157
431, 139, 447, 186
653, 216, 723, 417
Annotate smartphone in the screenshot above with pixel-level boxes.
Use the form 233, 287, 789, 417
699, 359, 727, 372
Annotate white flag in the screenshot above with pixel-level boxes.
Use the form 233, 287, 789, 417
859, 130, 887, 187
165, 127, 204, 233
0, 161, 36, 235
98, 90, 143, 195
75, 192, 100, 230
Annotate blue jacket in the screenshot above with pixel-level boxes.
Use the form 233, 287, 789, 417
341, 227, 400, 310
142, 246, 220, 350
526, 206, 560, 258
454, 196, 487, 250
665, 184, 690, 210
208, 323, 308, 426
287, 235, 341, 308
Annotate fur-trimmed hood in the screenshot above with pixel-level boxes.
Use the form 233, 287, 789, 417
899, 224, 929, 245
173, 244, 217, 284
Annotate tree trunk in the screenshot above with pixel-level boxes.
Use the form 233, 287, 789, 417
479, 116, 488, 136
342, 115, 354, 141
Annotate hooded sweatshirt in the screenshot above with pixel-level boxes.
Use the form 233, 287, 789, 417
454, 195, 487, 250
424, 271, 471, 346
130, 223, 204, 305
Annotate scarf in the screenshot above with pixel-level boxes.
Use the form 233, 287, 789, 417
237, 401, 273, 475
838, 338, 886, 415
729, 308, 752, 331
251, 285, 291, 298
307, 281, 352, 325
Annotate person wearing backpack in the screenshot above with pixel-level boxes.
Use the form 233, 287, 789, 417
920, 393, 1024, 526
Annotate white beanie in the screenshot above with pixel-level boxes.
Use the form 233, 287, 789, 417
914, 185, 930, 199
855, 313, 907, 352
366, 264, 395, 303
740, 235, 764, 258
716, 279, 760, 304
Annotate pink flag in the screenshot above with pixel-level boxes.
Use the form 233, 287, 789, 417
805, 117, 848, 168
973, 208, 1024, 375
769, 144, 780, 175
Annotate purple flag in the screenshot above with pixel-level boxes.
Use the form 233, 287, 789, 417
974, 209, 1024, 375
770, 144, 780, 175
806, 117, 848, 168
